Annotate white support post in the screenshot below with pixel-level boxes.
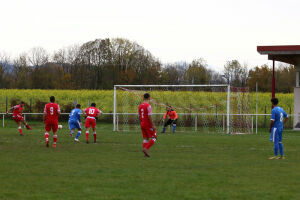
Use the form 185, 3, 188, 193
256, 82, 258, 134
3, 114, 4, 128
227, 85, 230, 134
116, 114, 119, 131
113, 86, 117, 131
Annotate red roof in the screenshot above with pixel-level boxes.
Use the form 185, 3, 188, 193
257, 45, 300, 65
257, 45, 300, 52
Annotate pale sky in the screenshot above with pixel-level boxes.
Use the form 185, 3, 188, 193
1, 0, 300, 71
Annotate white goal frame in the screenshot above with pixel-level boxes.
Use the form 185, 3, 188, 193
113, 85, 231, 133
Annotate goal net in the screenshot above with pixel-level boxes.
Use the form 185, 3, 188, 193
113, 85, 251, 134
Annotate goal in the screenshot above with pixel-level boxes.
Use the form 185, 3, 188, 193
113, 85, 251, 134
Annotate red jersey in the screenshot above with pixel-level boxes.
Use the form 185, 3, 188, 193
163, 110, 178, 120
84, 107, 102, 118
13, 105, 23, 116
44, 103, 60, 122
138, 102, 153, 127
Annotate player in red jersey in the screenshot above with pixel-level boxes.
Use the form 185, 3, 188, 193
83, 103, 102, 144
6, 101, 32, 135
138, 93, 157, 157
43, 96, 61, 148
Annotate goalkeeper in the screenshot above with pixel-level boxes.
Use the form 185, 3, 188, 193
162, 106, 178, 133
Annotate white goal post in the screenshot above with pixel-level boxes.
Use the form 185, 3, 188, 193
113, 85, 234, 133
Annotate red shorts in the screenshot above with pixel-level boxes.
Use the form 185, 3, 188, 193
85, 118, 96, 128
45, 120, 58, 132
141, 125, 157, 139
13, 115, 24, 123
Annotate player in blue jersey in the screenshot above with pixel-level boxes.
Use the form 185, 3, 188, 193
69, 104, 82, 142
269, 98, 288, 160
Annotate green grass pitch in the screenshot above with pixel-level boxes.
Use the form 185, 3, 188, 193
0, 121, 300, 200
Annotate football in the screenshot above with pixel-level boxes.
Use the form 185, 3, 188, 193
58, 125, 63, 129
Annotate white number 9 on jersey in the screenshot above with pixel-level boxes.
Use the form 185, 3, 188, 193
50, 107, 54, 115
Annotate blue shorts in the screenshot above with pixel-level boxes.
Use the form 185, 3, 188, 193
270, 127, 283, 143
69, 120, 81, 130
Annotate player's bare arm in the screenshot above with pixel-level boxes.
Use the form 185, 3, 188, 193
6, 107, 14, 114
43, 112, 47, 123
269, 120, 274, 133
148, 115, 156, 130
283, 117, 288, 126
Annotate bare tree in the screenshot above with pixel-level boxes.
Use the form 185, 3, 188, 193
28, 47, 49, 67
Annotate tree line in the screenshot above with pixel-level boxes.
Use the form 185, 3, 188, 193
0, 38, 295, 92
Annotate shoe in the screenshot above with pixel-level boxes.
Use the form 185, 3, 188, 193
52, 143, 56, 148
94, 141, 97, 144
142, 148, 150, 157
269, 156, 279, 160
74, 138, 80, 142
26, 125, 32, 130
46, 141, 49, 147
20, 134, 24, 136
279, 156, 286, 159
70, 133, 73, 137
86, 140, 89, 144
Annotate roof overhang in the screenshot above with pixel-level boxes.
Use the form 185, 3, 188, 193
257, 45, 300, 66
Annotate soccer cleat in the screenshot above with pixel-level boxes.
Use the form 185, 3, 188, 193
26, 125, 32, 130
86, 140, 89, 144
46, 141, 49, 147
269, 156, 279, 160
52, 143, 56, 148
142, 148, 150, 157
74, 138, 80, 142
279, 156, 286, 160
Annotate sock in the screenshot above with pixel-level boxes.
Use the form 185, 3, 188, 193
145, 138, 156, 150
143, 139, 148, 148
279, 142, 284, 156
274, 142, 279, 156
76, 131, 81, 139
45, 132, 49, 141
18, 126, 22, 134
173, 124, 176, 133
86, 131, 89, 141
162, 127, 165, 133
93, 132, 96, 142
53, 135, 57, 144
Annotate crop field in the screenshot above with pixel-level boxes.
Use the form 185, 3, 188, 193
0, 121, 300, 200
0, 89, 294, 114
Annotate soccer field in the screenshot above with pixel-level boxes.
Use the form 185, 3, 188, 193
0, 123, 300, 200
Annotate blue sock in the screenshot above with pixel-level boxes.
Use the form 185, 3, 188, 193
173, 124, 176, 133
162, 127, 165, 133
279, 142, 284, 156
76, 131, 81, 139
274, 142, 279, 156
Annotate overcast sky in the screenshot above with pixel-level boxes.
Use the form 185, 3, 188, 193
1, 0, 300, 71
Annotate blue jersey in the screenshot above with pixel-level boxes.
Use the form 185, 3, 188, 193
69, 108, 82, 122
271, 106, 287, 129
